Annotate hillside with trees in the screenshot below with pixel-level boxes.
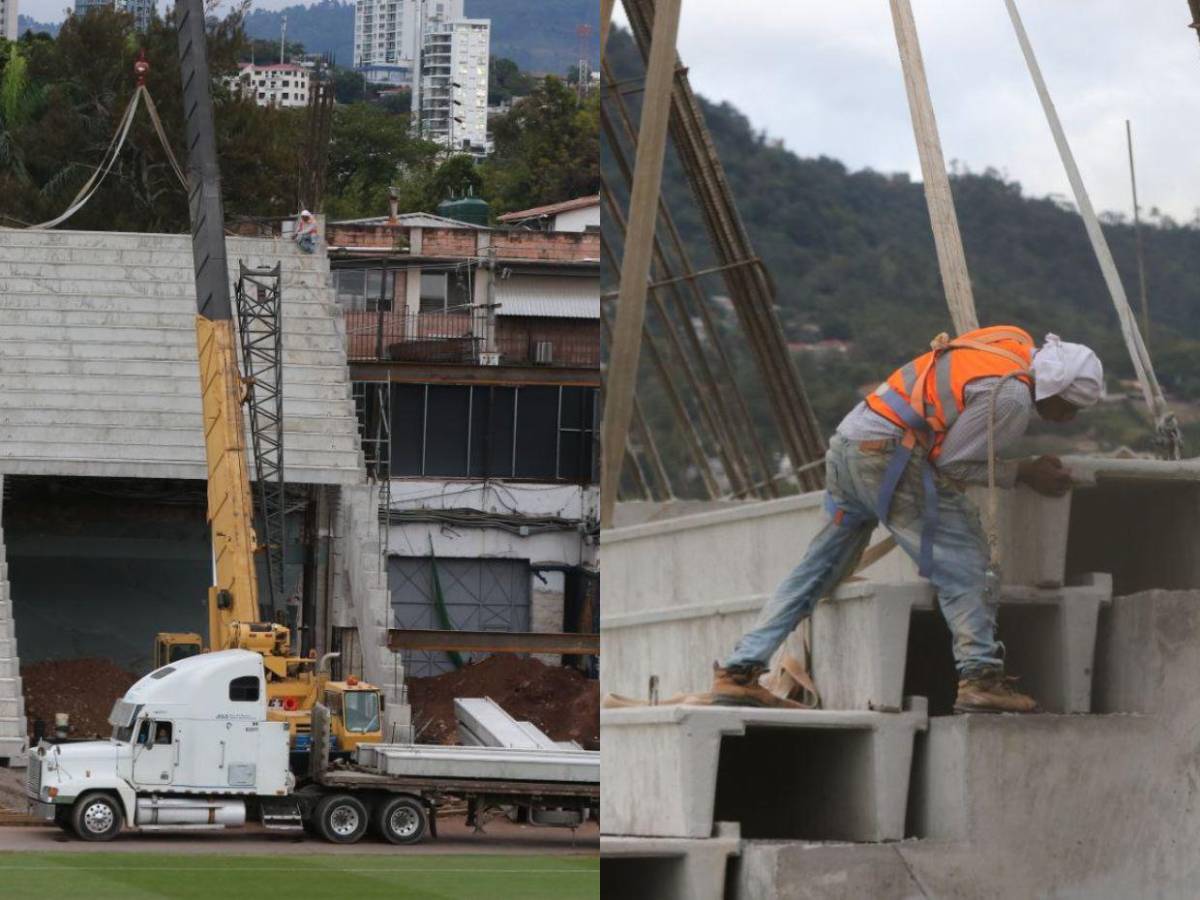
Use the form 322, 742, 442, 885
605, 27, 1200, 458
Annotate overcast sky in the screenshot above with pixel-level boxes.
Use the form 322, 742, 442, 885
613, 1, 1200, 222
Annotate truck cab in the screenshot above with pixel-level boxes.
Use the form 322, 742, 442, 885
25, 650, 291, 840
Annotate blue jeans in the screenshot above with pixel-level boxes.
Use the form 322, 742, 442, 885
297, 233, 317, 254
725, 433, 1001, 677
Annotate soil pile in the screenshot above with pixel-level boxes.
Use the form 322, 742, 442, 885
22, 658, 139, 740
407, 655, 599, 750
0, 767, 25, 811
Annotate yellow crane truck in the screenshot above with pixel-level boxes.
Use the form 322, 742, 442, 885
154, 0, 383, 760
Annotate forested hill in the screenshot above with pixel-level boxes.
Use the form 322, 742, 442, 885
606, 27, 1200, 448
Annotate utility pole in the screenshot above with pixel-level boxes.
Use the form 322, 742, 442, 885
280, 15, 287, 65
1126, 119, 1151, 346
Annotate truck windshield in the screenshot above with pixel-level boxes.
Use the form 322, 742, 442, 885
343, 691, 379, 733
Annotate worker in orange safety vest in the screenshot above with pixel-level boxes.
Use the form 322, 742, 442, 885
712, 326, 1104, 714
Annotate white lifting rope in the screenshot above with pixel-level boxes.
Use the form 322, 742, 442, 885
1004, 0, 1181, 459
8, 84, 188, 232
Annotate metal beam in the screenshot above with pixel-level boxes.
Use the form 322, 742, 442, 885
388, 629, 599, 655
349, 362, 599, 387
600, 0, 683, 529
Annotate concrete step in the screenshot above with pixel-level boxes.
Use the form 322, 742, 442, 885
0, 697, 24, 719
0, 619, 13, 640
602, 823, 740, 900
0, 258, 332, 282
0, 245, 331, 271
0, 307, 341, 334
729, 841, 928, 900
0, 735, 27, 765
0, 678, 22, 699
601, 701, 928, 842
0, 274, 330, 296
0, 295, 337, 318
0, 441, 357, 468
0, 392, 354, 418
0, 424, 360, 453
0, 456, 361, 485
0, 375, 350, 401
812, 576, 1110, 715
0, 356, 349, 383
0, 230, 300, 251
0, 717, 23, 738
0, 325, 342, 353
0, 407, 357, 433
0, 340, 347, 366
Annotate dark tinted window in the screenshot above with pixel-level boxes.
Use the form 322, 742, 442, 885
514, 387, 559, 478
391, 385, 426, 474
229, 676, 260, 702
425, 386, 471, 476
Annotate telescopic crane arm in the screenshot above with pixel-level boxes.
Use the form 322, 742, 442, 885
174, 0, 290, 666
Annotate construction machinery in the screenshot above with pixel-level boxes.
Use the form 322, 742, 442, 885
152, 0, 383, 758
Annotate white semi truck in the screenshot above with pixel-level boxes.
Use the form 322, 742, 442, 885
24, 650, 599, 844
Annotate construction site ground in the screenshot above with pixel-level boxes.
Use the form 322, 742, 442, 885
408, 654, 600, 749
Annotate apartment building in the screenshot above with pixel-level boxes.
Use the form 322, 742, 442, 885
353, 0, 463, 86
326, 207, 600, 676
227, 63, 311, 109
1, 0, 16, 42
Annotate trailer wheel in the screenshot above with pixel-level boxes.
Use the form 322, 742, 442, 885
71, 793, 122, 842
376, 796, 427, 845
315, 794, 368, 844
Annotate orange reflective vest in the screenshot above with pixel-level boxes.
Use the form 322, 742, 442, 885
864, 325, 1034, 462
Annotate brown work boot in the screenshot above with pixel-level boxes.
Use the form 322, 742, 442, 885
954, 670, 1039, 714
710, 663, 805, 709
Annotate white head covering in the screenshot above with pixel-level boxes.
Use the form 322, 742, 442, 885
300, 209, 313, 218
1030, 334, 1104, 407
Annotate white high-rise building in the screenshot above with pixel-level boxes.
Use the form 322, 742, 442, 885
414, 18, 490, 155
74, 0, 153, 32
1, 0, 17, 41
353, 0, 463, 86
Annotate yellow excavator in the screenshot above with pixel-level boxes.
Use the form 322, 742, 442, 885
151, 23, 383, 758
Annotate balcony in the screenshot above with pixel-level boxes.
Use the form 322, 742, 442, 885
342, 311, 599, 368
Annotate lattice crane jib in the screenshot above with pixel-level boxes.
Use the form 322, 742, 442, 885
236, 263, 288, 615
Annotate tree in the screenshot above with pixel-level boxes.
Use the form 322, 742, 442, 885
488, 56, 534, 106
423, 155, 483, 208
323, 102, 439, 219
482, 75, 598, 215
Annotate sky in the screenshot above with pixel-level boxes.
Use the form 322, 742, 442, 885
612, 1, 1200, 222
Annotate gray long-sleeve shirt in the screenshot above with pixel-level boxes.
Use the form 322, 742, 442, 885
836, 376, 1032, 487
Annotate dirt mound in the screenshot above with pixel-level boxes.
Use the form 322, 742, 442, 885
407, 655, 599, 750
22, 658, 139, 740
0, 767, 26, 812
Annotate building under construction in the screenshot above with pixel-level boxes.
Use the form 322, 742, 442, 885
599, 1, 1200, 896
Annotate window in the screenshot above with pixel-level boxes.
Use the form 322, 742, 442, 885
419, 272, 448, 312
150, 721, 173, 746
384, 384, 598, 482
229, 676, 260, 702
343, 691, 380, 733
335, 269, 365, 308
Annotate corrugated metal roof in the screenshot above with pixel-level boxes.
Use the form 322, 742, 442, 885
497, 196, 600, 222
495, 275, 599, 319
329, 212, 483, 229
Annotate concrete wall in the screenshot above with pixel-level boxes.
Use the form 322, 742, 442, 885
0, 230, 363, 484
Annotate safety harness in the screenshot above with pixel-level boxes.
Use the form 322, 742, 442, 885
835, 329, 1034, 577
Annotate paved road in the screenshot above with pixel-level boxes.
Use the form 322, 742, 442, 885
0, 819, 599, 856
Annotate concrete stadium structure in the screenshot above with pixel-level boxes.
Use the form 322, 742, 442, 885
601, 459, 1200, 897
0, 229, 406, 761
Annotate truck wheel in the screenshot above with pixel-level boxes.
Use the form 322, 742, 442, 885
71, 794, 122, 842
376, 796, 427, 845
315, 794, 368, 844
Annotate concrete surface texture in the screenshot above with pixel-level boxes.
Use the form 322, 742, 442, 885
601, 823, 740, 900
600, 701, 928, 842
0, 479, 27, 766
602, 462, 1200, 897
0, 230, 363, 485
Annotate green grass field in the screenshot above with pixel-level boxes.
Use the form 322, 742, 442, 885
0, 852, 599, 899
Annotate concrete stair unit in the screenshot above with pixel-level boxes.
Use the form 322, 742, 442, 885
0, 479, 27, 766
602, 459, 1200, 898
602, 823, 741, 900
0, 230, 362, 485
601, 701, 928, 842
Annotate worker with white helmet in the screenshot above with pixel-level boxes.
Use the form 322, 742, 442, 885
294, 209, 319, 254
712, 326, 1104, 714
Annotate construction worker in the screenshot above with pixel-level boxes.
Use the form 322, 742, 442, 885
293, 209, 319, 254
711, 326, 1104, 714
